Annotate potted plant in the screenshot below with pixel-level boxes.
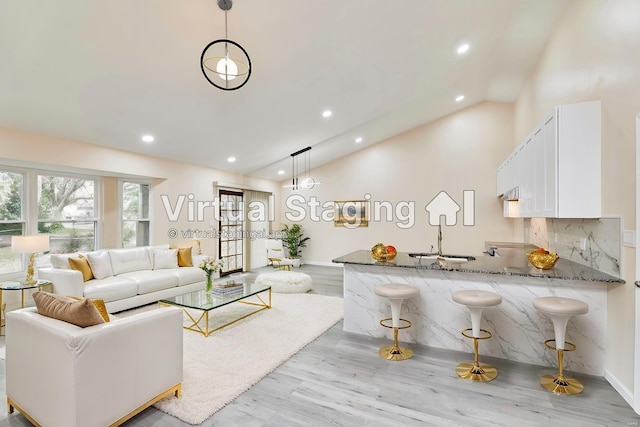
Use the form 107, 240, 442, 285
281, 224, 310, 267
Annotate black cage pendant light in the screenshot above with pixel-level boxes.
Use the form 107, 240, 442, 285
200, 0, 251, 90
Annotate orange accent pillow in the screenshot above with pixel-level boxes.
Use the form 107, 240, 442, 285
68, 295, 110, 322
68, 255, 94, 282
177, 247, 193, 267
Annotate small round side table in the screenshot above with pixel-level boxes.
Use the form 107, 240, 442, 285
0, 279, 53, 335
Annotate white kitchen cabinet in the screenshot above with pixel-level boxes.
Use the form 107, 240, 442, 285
520, 135, 534, 216
498, 100, 601, 218
555, 101, 601, 217
522, 124, 548, 217
534, 128, 545, 216
542, 112, 558, 217
496, 161, 506, 197
496, 148, 520, 199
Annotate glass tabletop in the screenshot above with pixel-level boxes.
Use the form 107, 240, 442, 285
0, 279, 52, 290
160, 283, 270, 311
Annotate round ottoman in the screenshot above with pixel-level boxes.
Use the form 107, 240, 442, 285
255, 271, 312, 293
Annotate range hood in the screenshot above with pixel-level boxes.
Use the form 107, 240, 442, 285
500, 187, 519, 217
500, 186, 519, 201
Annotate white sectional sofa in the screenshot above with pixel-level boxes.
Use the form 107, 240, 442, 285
38, 245, 207, 313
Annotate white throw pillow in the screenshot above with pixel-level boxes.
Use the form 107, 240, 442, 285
50, 253, 78, 269
86, 251, 113, 280
109, 247, 152, 275
149, 244, 170, 250
147, 244, 170, 265
153, 248, 178, 270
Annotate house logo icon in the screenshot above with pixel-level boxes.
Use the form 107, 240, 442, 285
425, 190, 475, 226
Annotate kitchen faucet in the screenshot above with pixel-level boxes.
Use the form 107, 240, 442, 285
437, 223, 442, 256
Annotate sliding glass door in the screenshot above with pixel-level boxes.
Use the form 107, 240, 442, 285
218, 190, 243, 276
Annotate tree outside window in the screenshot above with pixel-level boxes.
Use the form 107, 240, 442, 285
0, 171, 24, 274
122, 182, 150, 247
38, 175, 96, 254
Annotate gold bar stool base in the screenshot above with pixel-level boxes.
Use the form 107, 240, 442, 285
540, 374, 584, 395
457, 328, 498, 382
456, 362, 498, 382
379, 345, 414, 361
540, 339, 583, 395
378, 317, 413, 361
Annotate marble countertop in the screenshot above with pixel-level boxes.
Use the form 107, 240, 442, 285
332, 249, 624, 283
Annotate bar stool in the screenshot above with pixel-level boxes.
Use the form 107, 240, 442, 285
452, 289, 502, 381
533, 296, 588, 395
374, 284, 419, 361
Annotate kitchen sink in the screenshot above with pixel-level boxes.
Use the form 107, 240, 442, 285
408, 253, 476, 261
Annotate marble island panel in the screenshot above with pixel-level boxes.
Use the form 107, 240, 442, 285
332, 250, 622, 376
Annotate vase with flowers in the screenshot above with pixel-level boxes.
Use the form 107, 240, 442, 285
198, 257, 224, 293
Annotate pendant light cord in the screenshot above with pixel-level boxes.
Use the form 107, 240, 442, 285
224, 9, 229, 87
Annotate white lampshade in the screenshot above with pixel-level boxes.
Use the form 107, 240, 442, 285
11, 235, 50, 253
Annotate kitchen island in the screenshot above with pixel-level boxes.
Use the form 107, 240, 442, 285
332, 250, 623, 375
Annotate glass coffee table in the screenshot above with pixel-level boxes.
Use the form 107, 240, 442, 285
159, 283, 271, 337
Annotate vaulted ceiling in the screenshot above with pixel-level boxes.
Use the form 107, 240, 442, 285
0, 0, 567, 180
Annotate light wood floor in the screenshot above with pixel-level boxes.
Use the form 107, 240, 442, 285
1, 264, 638, 426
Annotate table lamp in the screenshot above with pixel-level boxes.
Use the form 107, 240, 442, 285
193, 238, 202, 255
12, 235, 50, 285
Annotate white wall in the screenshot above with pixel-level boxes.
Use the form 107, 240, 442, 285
513, 0, 640, 396
279, 101, 515, 263
0, 126, 281, 260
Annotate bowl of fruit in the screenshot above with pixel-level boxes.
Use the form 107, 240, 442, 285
370, 243, 397, 262
526, 248, 559, 270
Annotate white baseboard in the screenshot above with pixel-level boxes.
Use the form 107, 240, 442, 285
605, 369, 635, 411
303, 261, 343, 267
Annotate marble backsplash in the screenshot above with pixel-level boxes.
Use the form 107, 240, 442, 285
525, 217, 621, 278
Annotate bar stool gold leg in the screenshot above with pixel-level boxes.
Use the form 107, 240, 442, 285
456, 328, 498, 382
540, 340, 583, 395
378, 318, 413, 361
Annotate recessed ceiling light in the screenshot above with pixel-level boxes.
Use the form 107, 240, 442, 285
355, 137, 363, 143
141, 135, 154, 143
278, 170, 285, 175
455, 95, 465, 102
227, 157, 236, 163
456, 43, 470, 55
322, 110, 332, 118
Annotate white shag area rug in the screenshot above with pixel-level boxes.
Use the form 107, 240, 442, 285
127, 293, 343, 424
255, 270, 313, 293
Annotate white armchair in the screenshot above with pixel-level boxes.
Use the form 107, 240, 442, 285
6, 306, 183, 427
265, 239, 293, 270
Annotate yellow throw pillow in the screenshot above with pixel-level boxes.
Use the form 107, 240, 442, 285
68, 255, 94, 282
33, 291, 105, 328
69, 295, 110, 323
177, 247, 193, 267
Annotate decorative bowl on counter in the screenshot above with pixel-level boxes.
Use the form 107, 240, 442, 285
526, 249, 559, 270
370, 243, 397, 262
